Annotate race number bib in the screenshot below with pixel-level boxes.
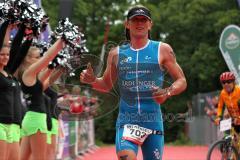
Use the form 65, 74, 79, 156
122, 124, 152, 145
220, 118, 232, 132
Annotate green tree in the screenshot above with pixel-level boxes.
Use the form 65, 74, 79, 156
42, 0, 59, 28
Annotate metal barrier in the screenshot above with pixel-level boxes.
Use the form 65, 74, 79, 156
187, 91, 222, 145
56, 118, 96, 159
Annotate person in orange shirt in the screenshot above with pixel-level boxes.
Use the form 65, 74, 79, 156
215, 71, 240, 133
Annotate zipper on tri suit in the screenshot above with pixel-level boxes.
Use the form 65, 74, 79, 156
136, 49, 141, 114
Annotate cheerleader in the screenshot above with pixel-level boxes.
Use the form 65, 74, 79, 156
0, 20, 30, 160
0, 43, 13, 159
19, 39, 65, 160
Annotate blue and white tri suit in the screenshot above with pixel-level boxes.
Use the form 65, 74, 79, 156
115, 40, 165, 160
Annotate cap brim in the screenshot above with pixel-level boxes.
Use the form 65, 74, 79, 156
128, 14, 151, 20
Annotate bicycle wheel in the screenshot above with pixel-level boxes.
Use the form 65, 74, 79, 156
207, 139, 239, 160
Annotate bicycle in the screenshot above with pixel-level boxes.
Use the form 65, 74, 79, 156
207, 118, 240, 160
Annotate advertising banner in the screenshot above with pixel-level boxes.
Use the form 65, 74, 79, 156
219, 25, 240, 84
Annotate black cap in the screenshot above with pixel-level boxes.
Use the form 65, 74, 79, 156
127, 6, 151, 20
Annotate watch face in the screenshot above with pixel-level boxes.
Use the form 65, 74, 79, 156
167, 89, 171, 96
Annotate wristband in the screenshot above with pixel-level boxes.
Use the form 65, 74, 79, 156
167, 89, 171, 97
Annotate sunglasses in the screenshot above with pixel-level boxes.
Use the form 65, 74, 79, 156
221, 80, 234, 84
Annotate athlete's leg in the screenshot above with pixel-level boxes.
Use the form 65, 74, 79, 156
0, 123, 8, 159
7, 124, 21, 160
116, 127, 138, 160
29, 131, 48, 160
117, 150, 137, 160
7, 142, 20, 160
0, 140, 8, 159
47, 134, 57, 160
47, 118, 58, 160
20, 137, 31, 160
141, 134, 164, 160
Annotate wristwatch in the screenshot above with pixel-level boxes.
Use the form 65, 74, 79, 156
167, 89, 171, 97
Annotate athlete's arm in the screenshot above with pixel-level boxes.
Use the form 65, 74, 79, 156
0, 21, 9, 49
48, 67, 65, 85
3, 22, 11, 46
10, 38, 33, 75
80, 47, 118, 93
39, 66, 65, 90
153, 43, 187, 104
22, 39, 65, 86
217, 93, 224, 118
161, 43, 187, 95
214, 93, 224, 125
38, 68, 53, 90
7, 24, 26, 72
